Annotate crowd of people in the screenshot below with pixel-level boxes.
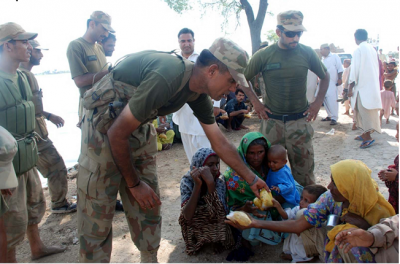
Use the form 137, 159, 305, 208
0, 7, 398, 264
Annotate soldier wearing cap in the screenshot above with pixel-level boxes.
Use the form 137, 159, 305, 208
0, 22, 65, 262
66, 11, 115, 125
0, 126, 19, 262
242, 10, 330, 186
77, 38, 269, 262
20, 40, 77, 214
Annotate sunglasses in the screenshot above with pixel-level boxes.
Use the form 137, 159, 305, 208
281, 30, 303, 38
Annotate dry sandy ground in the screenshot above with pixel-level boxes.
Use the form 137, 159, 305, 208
15, 103, 398, 263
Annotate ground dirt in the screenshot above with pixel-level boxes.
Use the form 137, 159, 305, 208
15, 104, 398, 263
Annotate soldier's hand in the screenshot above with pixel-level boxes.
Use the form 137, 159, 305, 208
49, 114, 65, 128
253, 100, 271, 120
303, 101, 320, 122
128, 181, 161, 210
249, 177, 270, 199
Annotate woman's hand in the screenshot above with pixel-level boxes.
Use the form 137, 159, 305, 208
225, 212, 257, 230
190, 167, 203, 186
335, 228, 374, 253
341, 212, 371, 230
378, 169, 398, 182
199, 166, 214, 185
240, 201, 265, 218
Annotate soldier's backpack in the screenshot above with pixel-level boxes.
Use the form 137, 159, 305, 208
83, 51, 194, 134
0, 70, 38, 176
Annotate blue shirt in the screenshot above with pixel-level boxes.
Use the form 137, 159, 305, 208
225, 98, 247, 115
266, 165, 300, 206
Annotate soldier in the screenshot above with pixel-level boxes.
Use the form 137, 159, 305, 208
0, 22, 65, 262
66, 11, 115, 125
19, 40, 77, 214
100, 33, 116, 57
0, 126, 19, 262
77, 38, 268, 263
242, 10, 330, 186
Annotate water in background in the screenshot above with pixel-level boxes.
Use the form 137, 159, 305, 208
36, 73, 81, 186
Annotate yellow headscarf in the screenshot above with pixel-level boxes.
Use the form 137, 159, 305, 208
325, 159, 395, 252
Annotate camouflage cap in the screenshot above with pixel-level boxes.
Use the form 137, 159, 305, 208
0, 22, 37, 46
209, 38, 249, 87
320, 43, 329, 49
277, 10, 307, 32
90, 11, 115, 33
0, 126, 18, 189
29, 40, 48, 50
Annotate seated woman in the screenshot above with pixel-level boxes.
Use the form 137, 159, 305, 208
226, 159, 396, 263
224, 132, 302, 247
179, 148, 234, 255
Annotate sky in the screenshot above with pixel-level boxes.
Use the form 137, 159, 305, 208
1, 0, 399, 73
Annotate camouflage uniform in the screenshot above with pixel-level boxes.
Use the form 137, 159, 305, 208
19, 67, 69, 209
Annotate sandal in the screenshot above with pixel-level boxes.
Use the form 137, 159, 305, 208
354, 135, 363, 141
321, 117, 331, 121
360, 140, 375, 149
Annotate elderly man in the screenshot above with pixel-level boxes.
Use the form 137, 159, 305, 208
19, 40, 76, 214
77, 38, 268, 262
320, 43, 343, 125
348, 29, 382, 149
66, 11, 115, 125
172, 28, 212, 162
242, 10, 330, 186
0, 22, 65, 262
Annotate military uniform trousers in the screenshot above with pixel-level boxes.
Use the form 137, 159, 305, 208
77, 121, 161, 263
261, 117, 315, 186
3, 168, 46, 249
36, 136, 68, 209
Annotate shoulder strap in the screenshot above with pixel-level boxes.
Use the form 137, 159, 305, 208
172, 57, 194, 97
16, 70, 28, 100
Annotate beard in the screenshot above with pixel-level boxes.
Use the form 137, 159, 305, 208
30, 56, 41, 65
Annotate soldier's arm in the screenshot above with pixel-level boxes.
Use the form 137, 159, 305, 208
73, 69, 109, 89
107, 106, 161, 209
239, 82, 270, 119
200, 122, 269, 198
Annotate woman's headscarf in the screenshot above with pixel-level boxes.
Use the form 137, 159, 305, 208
224, 132, 271, 208
325, 159, 396, 252
180, 148, 226, 209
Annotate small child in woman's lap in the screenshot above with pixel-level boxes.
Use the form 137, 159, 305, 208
266, 145, 300, 207
272, 185, 328, 263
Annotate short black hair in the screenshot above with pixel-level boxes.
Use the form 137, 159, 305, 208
235, 88, 245, 95
354, 29, 368, 41
87, 19, 99, 29
178, 28, 194, 38
384, 80, 393, 88
389, 61, 397, 66
303, 184, 327, 201
196, 49, 228, 73
101, 33, 116, 43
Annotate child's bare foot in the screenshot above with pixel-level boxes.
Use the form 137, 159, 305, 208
31, 245, 66, 260
386, 119, 390, 124
280, 252, 293, 260
239, 125, 249, 130
352, 123, 357, 130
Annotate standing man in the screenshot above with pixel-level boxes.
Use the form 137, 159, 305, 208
0, 22, 65, 262
19, 40, 77, 214
77, 38, 268, 262
172, 28, 212, 162
348, 29, 382, 149
100, 33, 116, 57
378, 49, 386, 63
66, 11, 115, 125
243, 10, 330, 186
320, 43, 343, 125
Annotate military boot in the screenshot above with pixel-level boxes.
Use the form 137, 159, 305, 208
140, 248, 158, 263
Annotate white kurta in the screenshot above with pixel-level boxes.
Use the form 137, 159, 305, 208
172, 51, 212, 162
322, 52, 343, 121
306, 70, 318, 103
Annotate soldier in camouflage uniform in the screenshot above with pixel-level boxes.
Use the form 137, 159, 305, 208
19, 40, 77, 214
0, 22, 65, 262
78, 38, 269, 263
241, 11, 331, 186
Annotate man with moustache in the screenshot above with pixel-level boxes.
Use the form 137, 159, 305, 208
66, 11, 115, 125
242, 10, 330, 186
100, 33, 116, 57
0, 22, 65, 262
20, 40, 76, 214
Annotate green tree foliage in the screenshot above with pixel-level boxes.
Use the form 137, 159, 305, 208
265, 29, 278, 44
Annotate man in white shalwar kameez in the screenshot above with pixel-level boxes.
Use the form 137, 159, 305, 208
320, 43, 343, 125
348, 29, 382, 149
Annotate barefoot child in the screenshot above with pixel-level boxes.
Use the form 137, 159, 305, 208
272, 185, 328, 262
380, 80, 396, 125
266, 145, 300, 207
179, 148, 234, 255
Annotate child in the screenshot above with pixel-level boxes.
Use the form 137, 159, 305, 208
152, 117, 175, 151
272, 185, 328, 262
378, 123, 399, 213
266, 145, 300, 207
179, 148, 234, 255
380, 80, 397, 125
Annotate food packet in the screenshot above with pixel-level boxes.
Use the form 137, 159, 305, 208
226, 211, 252, 226
253, 189, 273, 210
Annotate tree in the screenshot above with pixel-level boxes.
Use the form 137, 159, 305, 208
163, 0, 270, 55
265, 29, 278, 44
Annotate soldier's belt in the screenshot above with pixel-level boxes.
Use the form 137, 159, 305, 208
267, 112, 305, 123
